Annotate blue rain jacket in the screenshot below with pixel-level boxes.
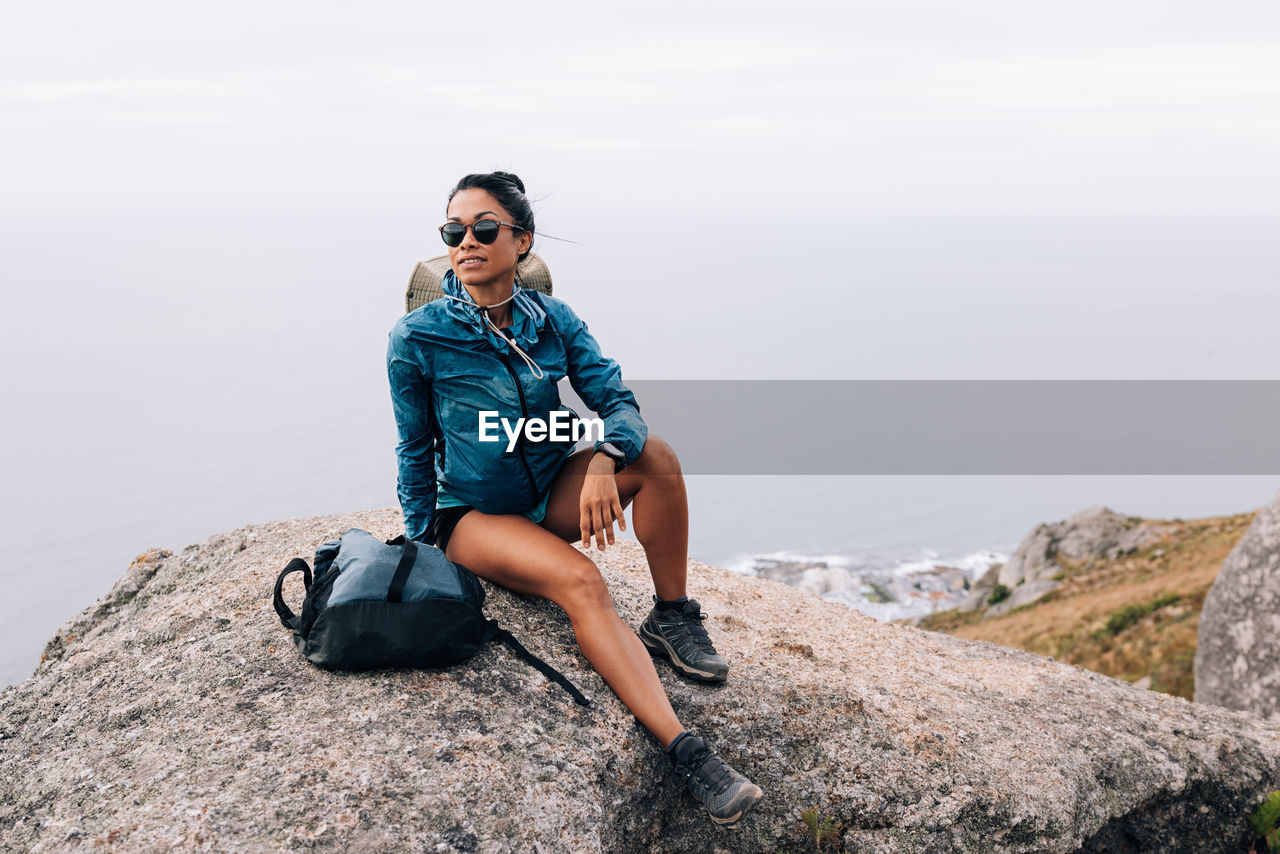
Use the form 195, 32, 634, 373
387, 270, 648, 543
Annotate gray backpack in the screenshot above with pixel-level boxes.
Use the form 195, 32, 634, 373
273, 528, 589, 705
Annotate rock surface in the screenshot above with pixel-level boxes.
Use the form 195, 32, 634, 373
2, 509, 1279, 853
1195, 490, 1280, 721
956, 562, 1002, 613
998, 506, 1171, 590
962, 506, 1174, 617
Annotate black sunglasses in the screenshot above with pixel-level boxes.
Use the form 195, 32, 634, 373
438, 219, 524, 247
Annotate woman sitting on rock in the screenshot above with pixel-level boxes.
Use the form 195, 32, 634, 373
386, 171, 764, 825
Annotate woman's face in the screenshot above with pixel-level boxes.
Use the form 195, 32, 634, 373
444, 188, 532, 291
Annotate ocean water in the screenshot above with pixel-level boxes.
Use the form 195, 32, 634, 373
688, 474, 1276, 622
2, 209, 1277, 688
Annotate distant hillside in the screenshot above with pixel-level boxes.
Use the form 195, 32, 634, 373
907, 511, 1257, 700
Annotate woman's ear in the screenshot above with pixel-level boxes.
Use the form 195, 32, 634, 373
518, 231, 533, 256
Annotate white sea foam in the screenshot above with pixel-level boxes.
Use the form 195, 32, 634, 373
727, 546, 1009, 622
889, 548, 1007, 578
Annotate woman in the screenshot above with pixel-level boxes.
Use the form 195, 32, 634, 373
386, 172, 764, 825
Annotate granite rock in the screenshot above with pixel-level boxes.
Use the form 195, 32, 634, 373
956, 562, 1003, 613
1195, 490, 1280, 721
2, 509, 1278, 853
987, 506, 1172, 615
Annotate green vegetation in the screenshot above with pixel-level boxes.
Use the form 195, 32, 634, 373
1251, 790, 1280, 852
1104, 594, 1182, 636
988, 584, 1011, 606
904, 511, 1257, 702
797, 806, 841, 852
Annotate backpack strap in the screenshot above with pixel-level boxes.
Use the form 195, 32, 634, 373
377, 536, 589, 706
485, 620, 591, 706
386, 537, 419, 603
273, 558, 313, 631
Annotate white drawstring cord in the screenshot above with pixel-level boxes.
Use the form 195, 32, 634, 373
483, 308, 545, 379
445, 287, 546, 380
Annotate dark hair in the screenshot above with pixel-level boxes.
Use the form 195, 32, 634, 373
448, 172, 535, 262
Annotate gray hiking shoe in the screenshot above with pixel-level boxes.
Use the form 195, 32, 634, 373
638, 597, 729, 682
669, 733, 764, 825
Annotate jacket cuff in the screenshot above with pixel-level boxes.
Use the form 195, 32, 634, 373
405, 516, 435, 545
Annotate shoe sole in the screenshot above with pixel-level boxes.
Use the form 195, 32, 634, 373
638, 623, 728, 682
708, 783, 764, 826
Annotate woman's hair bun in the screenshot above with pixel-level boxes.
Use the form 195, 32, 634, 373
491, 171, 526, 194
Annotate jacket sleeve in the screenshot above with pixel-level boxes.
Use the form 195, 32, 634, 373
387, 323, 438, 543
557, 303, 648, 469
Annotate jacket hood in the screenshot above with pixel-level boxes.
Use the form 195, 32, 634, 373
440, 269, 547, 353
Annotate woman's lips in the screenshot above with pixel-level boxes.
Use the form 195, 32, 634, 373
459, 256, 485, 266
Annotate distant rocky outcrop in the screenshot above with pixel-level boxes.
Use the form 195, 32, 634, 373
952, 562, 1002, 614
1195, 490, 1280, 722
2, 510, 1279, 853
959, 506, 1173, 617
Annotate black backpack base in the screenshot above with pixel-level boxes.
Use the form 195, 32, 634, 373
304, 599, 490, 670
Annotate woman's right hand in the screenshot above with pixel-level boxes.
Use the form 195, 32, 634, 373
579, 452, 626, 550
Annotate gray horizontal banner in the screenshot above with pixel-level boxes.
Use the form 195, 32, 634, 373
563, 380, 1280, 475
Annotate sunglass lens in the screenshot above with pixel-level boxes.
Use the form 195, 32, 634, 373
472, 220, 500, 244
440, 223, 465, 247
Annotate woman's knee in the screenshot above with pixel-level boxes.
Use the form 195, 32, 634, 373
552, 555, 614, 615
635, 433, 681, 475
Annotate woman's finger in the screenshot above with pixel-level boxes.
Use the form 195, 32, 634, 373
580, 504, 592, 549
591, 504, 606, 551
602, 503, 616, 546
611, 496, 626, 533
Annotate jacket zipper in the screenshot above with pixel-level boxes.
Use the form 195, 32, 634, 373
500, 353, 539, 500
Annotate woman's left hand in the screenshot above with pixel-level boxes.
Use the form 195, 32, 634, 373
580, 453, 626, 551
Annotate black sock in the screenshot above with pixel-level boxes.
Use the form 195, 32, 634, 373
666, 730, 693, 760
654, 595, 689, 612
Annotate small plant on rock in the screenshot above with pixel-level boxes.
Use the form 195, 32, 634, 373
797, 806, 841, 852
1250, 790, 1280, 852
988, 584, 1011, 606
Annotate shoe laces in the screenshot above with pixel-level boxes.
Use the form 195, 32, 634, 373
665, 607, 716, 654
679, 747, 734, 797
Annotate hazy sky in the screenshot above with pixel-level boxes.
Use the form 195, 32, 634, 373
4, 1, 1279, 216
3, 1, 1280, 384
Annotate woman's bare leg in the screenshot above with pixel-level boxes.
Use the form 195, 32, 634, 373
541, 435, 690, 602
444, 511, 685, 748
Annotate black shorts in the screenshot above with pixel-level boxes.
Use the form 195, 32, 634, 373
430, 505, 474, 554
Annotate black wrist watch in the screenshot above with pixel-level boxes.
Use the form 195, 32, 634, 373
595, 442, 627, 473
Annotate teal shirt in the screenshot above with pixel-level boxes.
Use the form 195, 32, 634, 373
435, 480, 551, 524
